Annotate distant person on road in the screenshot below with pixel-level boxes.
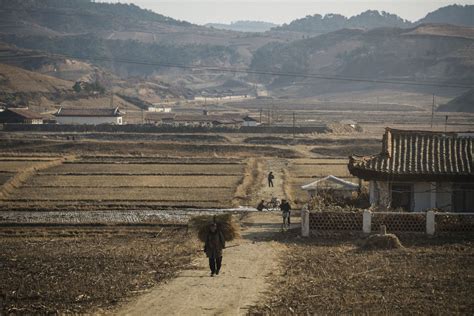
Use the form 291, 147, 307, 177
268, 171, 274, 187
280, 199, 292, 226
257, 199, 266, 211
204, 222, 225, 277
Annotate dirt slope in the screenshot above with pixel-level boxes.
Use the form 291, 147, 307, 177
0, 63, 73, 93
114, 212, 286, 315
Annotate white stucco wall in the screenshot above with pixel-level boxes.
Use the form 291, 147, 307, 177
413, 182, 432, 212
243, 121, 257, 127
56, 116, 123, 125
369, 181, 453, 212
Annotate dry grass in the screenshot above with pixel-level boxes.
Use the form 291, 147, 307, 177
0, 161, 46, 172
251, 234, 474, 314
189, 213, 240, 242
0, 226, 199, 314
43, 163, 244, 175
27, 175, 240, 188
11, 187, 235, 202
233, 158, 264, 205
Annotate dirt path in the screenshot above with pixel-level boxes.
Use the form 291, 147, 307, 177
115, 212, 284, 316
251, 158, 288, 205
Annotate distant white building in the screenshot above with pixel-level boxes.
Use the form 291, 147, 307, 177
148, 106, 172, 113
301, 175, 359, 199
242, 115, 259, 127
55, 107, 123, 125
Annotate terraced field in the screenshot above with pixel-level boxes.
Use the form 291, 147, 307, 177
4, 157, 247, 209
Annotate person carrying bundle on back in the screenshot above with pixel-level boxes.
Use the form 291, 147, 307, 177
204, 222, 225, 277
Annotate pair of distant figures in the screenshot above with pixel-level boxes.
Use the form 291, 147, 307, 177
256, 198, 292, 229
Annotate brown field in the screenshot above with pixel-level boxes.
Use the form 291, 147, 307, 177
0, 161, 48, 172
0, 226, 198, 314
3, 159, 247, 208
26, 175, 240, 188
42, 163, 244, 175
251, 232, 474, 314
10, 187, 234, 202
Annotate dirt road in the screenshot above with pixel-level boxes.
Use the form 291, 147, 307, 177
115, 212, 285, 316
251, 158, 288, 205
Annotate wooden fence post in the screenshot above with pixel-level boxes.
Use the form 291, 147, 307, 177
363, 210, 372, 234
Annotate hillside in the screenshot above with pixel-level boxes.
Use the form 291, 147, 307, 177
438, 89, 474, 112
250, 25, 474, 93
418, 4, 474, 27
206, 21, 278, 33
273, 10, 411, 34
272, 5, 474, 35
0, 63, 73, 94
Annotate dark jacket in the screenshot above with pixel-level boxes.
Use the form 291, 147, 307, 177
204, 229, 225, 258
280, 201, 291, 213
268, 173, 274, 181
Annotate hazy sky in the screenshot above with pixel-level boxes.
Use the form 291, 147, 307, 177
106, 1, 474, 24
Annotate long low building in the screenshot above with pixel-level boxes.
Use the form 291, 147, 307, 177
348, 128, 473, 212
55, 107, 123, 125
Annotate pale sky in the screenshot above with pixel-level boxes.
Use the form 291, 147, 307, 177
105, 0, 474, 25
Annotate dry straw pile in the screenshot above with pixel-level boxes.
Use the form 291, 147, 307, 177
189, 213, 240, 242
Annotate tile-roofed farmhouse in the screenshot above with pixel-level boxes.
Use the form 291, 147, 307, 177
349, 128, 473, 182
348, 128, 473, 212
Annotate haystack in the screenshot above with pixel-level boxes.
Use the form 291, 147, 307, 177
361, 225, 403, 250
189, 213, 240, 242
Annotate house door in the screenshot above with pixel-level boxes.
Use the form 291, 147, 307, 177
391, 183, 413, 211
452, 183, 474, 212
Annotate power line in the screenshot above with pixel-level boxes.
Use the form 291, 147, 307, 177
0, 53, 473, 89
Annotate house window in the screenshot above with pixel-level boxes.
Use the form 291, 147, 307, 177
452, 183, 474, 212
391, 183, 413, 211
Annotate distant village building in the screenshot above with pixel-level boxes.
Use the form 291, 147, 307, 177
242, 115, 259, 127
349, 128, 474, 212
0, 108, 43, 124
145, 113, 244, 128
55, 107, 123, 125
148, 105, 172, 113
340, 119, 358, 129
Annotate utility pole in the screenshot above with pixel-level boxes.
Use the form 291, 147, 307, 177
259, 108, 262, 124
292, 112, 296, 139
431, 94, 435, 129
445, 115, 449, 132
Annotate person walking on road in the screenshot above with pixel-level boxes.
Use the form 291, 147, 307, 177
268, 171, 274, 187
204, 222, 225, 277
280, 199, 292, 226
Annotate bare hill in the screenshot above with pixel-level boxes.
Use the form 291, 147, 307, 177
0, 63, 73, 93
250, 24, 474, 96
438, 89, 474, 112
